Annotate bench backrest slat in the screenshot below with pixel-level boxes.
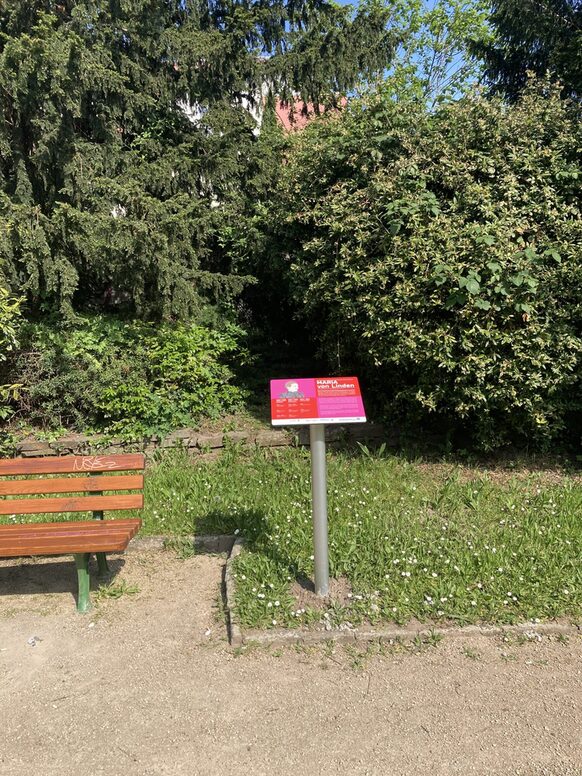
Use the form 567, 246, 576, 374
0, 493, 144, 516
0, 454, 145, 517
0, 454, 145, 476
0, 474, 144, 497
0, 518, 141, 532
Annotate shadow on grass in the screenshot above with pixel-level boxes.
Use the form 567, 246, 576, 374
198, 507, 303, 571
358, 441, 581, 477
232, 431, 582, 479
196, 507, 267, 544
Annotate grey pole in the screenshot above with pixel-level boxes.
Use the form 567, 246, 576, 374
309, 423, 329, 597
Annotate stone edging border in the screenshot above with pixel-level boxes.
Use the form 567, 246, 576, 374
223, 538, 581, 648
12, 423, 392, 459
225, 537, 245, 647
129, 534, 235, 555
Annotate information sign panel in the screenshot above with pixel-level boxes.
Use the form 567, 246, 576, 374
270, 377, 366, 426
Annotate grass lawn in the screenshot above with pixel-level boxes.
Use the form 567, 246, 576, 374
2, 445, 581, 629
141, 446, 581, 629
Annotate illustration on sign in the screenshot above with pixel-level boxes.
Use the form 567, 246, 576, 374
278, 380, 305, 399
270, 377, 366, 426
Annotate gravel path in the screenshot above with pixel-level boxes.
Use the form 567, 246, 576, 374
0, 552, 580, 776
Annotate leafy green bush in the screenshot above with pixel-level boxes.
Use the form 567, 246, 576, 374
0, 285, 21, 361
262, 82, 582, 449
9, 315, 247, 436
0, 285, 22, 421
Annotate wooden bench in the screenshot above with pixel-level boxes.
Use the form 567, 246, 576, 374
0, 454, 144, 612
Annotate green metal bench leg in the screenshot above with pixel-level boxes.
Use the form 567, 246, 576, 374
96, 552, 109, 576
74, 553, 91, 613
92, 496, 109, 576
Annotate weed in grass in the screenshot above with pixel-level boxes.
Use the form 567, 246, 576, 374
462, 647, 481, 660
164, 537, 197, 559
323, 600, 353, 628
356, 442, 389, 459
232, 641, 261, 658
410, 632, 443, 654
424, 631, 443, 648
344, 645, 367, 671
301, 607, 326, 626
213, 587, 227, 626
95, 580, 139, 601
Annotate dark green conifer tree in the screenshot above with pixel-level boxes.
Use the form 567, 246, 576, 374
0, 0, 395, 319
474, 0, 582, 99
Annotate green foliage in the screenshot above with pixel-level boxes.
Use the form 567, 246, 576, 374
94, 580, 140, 601
0, 0, 394, 320
0, 284, 22, 421
257, 82, 582, 449
0, 285, 21, 363
9, 315, 247, 435
384, 0, 493, 105
475, 0, 582, 99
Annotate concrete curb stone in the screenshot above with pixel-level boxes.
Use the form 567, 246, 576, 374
129, 534, 235, 555
224, 537, 245, 647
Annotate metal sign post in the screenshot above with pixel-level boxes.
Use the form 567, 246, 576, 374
270, 376, 366, 599
309, 424, 329, 597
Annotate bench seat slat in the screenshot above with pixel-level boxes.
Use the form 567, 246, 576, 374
0, 521, 140, 548
0, 474, 144, 496
0, 520, 141, 557
0, 454, 145, 476
0, 535, 137, 557
0, 531, 131, 549
0, 493, 144, 516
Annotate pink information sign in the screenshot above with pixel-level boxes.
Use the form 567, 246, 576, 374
270, 377, 366, 426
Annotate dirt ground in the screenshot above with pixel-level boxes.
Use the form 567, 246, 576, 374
0, 551, 580, 776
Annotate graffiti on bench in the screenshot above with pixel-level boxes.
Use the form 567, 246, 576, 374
73, 457, 122, 472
